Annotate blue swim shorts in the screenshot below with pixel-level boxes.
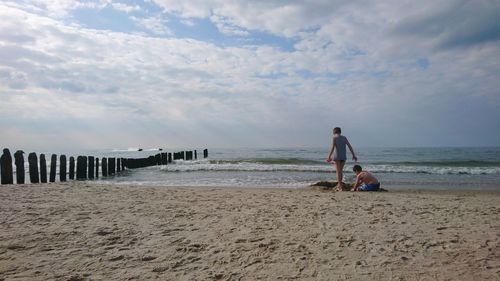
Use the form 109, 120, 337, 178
359, 183, 380, 191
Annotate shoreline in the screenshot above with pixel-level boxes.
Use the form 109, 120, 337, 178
1, 182, 499, 280
7, 179, 500, 192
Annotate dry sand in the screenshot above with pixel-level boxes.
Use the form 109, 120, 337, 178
0, 182, 499, 281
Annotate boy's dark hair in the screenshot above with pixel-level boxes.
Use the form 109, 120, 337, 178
353, 165, 362, 172
333, 127, 341, 134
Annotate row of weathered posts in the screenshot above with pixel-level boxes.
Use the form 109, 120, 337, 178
0, 148, 208, 185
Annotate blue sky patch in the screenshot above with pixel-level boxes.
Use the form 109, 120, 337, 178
417, 58, 429, 69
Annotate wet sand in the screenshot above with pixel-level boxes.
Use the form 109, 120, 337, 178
1, 182, 499, 280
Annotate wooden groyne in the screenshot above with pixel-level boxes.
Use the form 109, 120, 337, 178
0, 148, 208, 185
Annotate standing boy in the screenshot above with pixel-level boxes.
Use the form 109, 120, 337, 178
326, 127, 357, 191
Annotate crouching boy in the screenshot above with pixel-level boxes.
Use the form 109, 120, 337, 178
351, 165, 380, 191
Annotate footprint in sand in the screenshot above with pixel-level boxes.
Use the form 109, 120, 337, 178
109, 255, 125, 261
152, 266, 169, 272
141, 256, 157, 261
96, 229, 113, 236
67, 275, 86, 281
6, 244, 25, 250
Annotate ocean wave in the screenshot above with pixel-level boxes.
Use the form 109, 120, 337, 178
111, 148, 141, 152
210, 158, 500, 167
209, 158, 322, 165
378, 160, 500, 167
160, 160, 500, 175
111, 148, 163, 152
367, 165, 500, 175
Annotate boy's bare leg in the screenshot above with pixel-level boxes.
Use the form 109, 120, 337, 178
335, 161, 345, 191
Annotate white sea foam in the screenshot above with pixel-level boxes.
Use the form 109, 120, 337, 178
111, 148, 141, 152
160, 160, 500, 175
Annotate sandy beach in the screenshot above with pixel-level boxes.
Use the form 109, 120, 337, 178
0, 183, 499, 281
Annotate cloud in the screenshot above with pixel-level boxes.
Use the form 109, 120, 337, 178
392, 0, 500, 50
110, 2, 141, 13
0, 1, 499, 149
4, 0, 104, 18
151, 0, 349, 37
210, 14, 250, 37
130, 15, 173, 35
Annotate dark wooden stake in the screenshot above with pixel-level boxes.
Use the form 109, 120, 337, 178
49, 154, 57, 183
40, 154, 47, 183
60, 155, 67, 182
117, 158, 121, 172
102, 158, 108, 177
14, 150, 25, 184
88, 156, 95, 179
108, 158, 115, 175
203, 149, 208, 158
76, 156, 87, 180
28, 153, 39, 183
95, 158, 99, 178
69, 156, 75, 180
1, 148, 13, 185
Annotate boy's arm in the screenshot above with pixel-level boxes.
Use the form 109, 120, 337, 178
351, 175, 361, 191
346, 138, 357, 161
327, 137, 336, 162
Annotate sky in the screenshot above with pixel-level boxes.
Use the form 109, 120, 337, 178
0, 0, 499, 150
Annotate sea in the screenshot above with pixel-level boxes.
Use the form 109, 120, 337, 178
15, 146, 498, 190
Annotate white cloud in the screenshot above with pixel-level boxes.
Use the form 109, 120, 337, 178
3, 0, 105, 17
111, 2, 141, 13
150, 0, 363, 38
130, 15, 173, 35
0, 1, 499, 149
210, 14, 249, 37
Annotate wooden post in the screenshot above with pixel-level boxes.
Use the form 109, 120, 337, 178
121, 158, 125, 170
168, 153, 172, 163
60, 155, 67, 182
117, 158, 121, 172
14, 150, 25, 184
1, 148, 14, 185
203, 149, 208, 158
69, 157, 75, 180
40, 154, 47, 183
108, 158, 115, 175
194, 150, 197, 159
95, 158, 99, 178
102, 158, 108, 177
88, 156, 94, 179
149, 156, 156, 166
49, 154, 57, 183
76, 156, 87, 180
28, 153, 39, 184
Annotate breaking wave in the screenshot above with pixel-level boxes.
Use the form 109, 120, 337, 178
160, 159, 500, 175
